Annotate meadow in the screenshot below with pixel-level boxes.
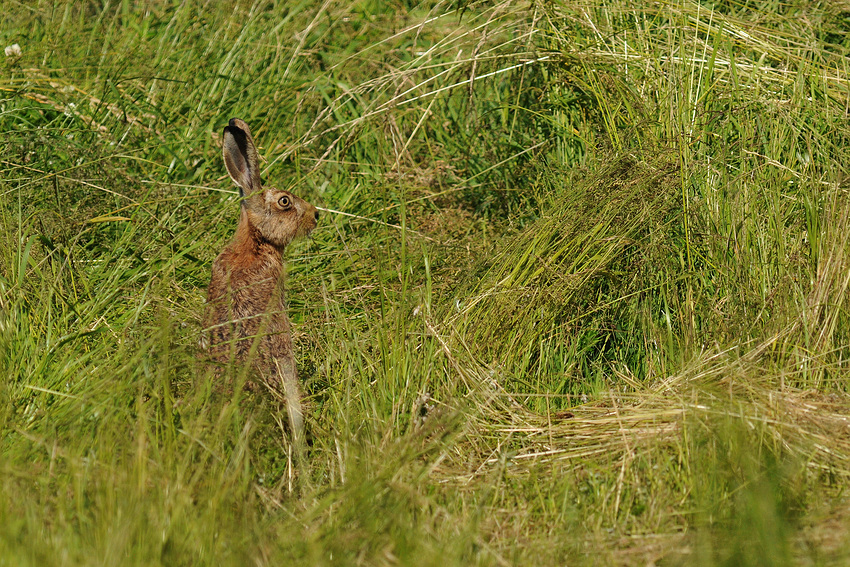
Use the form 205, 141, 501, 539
2, 0, 850, 564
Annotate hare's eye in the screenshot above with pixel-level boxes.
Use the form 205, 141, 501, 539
278, 196, 291, 208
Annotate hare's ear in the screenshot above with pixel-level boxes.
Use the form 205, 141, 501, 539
222, 118, 262, 197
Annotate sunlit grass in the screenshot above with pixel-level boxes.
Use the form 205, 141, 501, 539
2, 0, 850, 565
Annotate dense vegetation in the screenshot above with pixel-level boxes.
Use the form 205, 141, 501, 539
2, 0, 850, 564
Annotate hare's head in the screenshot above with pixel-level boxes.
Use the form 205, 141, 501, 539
222, 118, 318, 249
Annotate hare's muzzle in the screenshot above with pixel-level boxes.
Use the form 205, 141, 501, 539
301, 204, 319, 236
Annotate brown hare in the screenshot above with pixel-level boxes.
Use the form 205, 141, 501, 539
204, 118, 318, 439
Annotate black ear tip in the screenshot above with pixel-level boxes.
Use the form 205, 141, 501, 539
224, 118, 241, 136
224, 122, 248, 146
224, 119, 244, 138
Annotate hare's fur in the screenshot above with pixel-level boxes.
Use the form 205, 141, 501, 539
204, 118, 318, 431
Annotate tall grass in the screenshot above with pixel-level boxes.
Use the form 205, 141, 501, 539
2, 0, 850, 564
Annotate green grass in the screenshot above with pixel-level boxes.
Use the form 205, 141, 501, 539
3, 0, 850, 564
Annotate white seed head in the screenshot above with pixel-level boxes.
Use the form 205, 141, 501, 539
4, 44, 21, 57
